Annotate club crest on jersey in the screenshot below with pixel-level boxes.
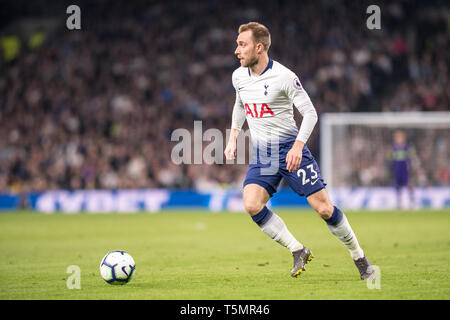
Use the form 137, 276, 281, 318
245, 103, 274, 118
264, 84, 269, 96
293, 77, 303, 90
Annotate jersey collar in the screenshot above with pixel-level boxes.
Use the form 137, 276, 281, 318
248, 57, 273, 77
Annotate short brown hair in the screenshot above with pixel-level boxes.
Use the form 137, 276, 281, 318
238, 22, 271, 51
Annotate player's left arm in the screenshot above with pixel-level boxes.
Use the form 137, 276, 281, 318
284, 74, 318, 172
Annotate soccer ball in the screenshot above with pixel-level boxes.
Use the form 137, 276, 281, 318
100, 250, 136, 285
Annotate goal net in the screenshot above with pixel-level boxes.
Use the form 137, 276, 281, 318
320, 112, 450, 209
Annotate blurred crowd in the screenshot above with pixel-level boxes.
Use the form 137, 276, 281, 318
0, 0, 448, 192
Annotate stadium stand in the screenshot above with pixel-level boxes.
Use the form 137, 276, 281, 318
0, 0, 448, 192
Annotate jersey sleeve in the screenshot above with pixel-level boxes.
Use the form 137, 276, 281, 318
231, 72, 246, 131
283, 72, 318, 144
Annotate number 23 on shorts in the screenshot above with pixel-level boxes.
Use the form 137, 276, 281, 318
296, 164, 319, 185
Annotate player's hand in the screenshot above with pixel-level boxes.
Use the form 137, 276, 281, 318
286, 140, 304, 172
224, 140, 237, 160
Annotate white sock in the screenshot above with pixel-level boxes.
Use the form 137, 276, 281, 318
259, 211, 304, 253
327, 214, 364, 260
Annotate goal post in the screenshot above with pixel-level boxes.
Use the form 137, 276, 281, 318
320, 111, 450, 194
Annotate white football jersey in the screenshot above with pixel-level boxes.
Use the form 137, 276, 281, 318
231, 59, 317, 147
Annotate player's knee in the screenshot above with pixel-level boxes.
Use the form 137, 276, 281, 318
315, 203, 334, 220
243, 200, 265, 216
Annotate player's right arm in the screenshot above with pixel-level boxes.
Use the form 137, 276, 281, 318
224, 128, 240, 160
225, 73, 246, 161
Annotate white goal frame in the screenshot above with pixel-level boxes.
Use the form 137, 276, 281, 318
320, 111, 450, 190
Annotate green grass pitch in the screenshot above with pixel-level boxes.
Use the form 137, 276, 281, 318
0, 209, 449, 300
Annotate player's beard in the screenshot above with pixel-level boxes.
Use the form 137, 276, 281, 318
242, 54, 258, 68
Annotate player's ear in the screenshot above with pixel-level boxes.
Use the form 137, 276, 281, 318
256, 42, 264, 54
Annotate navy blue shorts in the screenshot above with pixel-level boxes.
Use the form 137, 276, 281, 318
243, 140, 326, 198
392, 162, 409, 187
394, 172, 409, 187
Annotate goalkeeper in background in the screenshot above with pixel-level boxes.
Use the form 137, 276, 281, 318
389, 130, 417, 209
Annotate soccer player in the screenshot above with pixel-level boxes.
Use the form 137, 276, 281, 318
390, 130, 415, 209
224, 22, 375, 280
